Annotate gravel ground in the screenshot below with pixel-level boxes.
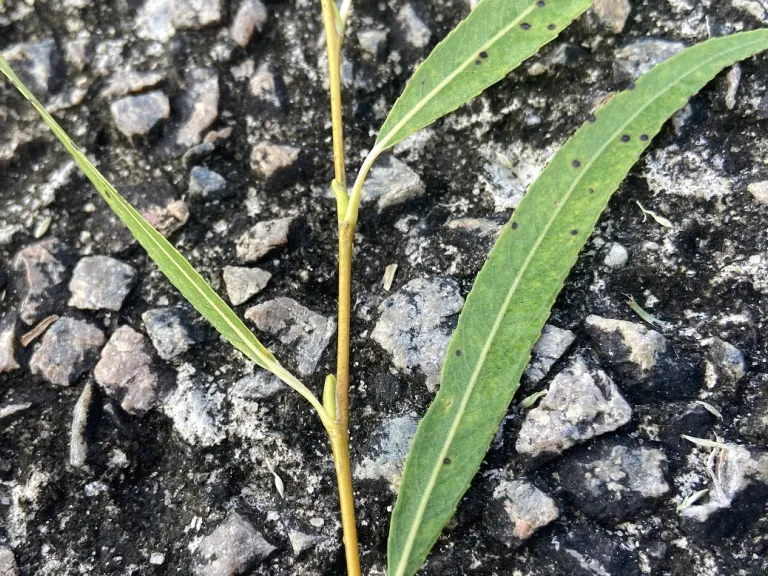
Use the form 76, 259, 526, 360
1, 0, 768, 575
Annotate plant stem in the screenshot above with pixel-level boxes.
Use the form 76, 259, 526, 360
320, 0, 347, 188
330, 220, 360, 576
318, 1, 361, 574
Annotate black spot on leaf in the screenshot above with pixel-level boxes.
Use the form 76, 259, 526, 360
521, 23, 531, 30
547, 23, 556, 30
572, 160, 581, 168
511, 222, 518, 229
456, 349, 462, 357
621, 134, 631, 142
443, 458, 451, 465
640, 134, 649, 141
571, 229, 578, 235
479, 51, 488, 59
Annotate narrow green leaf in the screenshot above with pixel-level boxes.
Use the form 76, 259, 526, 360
388, 30, 768, 576
0, 55, 328, 422
374, 0, 593, 153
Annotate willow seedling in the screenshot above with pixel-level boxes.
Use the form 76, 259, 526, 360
2, 1, 766, 574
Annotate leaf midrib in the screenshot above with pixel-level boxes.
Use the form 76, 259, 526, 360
376, 1, 539, 152
391, 40, 758, 576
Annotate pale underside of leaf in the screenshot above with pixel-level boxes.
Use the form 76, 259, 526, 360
374, 0, 594, 154
0, 55, 328, 422
388, 30, 768, 576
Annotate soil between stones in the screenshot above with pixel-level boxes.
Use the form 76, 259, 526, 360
1, 0, 768, 575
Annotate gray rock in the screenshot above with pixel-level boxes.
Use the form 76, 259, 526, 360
46, 85, 88, 113
249, 64, 283, 108
223, 266, 272, 305
173, 0, 222, 30
142, 306, 207, 360
64, 32, 91, 71
732, 0, 767, 20
94, 326, 170, 416
592, 0, 632, 33
445, 217, 503, 238
482, 145, 551, 211
559, 440, 670, 524
357, 29, 387, 58
137, 0, 222, 41
488, 478, 560, 546
69, 381, 93, 468
288, 529, 319, 556
361, 155, 425, 211
136, 0, 176, 42
354, 415, 418, 490
29, 317, 106, 386
543, 525, 641, 576
372, 277, 464, 391
250, 141, 300, 178
516, 357, 632, 458
705, 337, 747, 387
2, 38, 63, 96
231, 0, 268, 48
604, 243, 629, 268
110, 91, 170, 138
524, 324, 576, 383
13, 238, 73, 325
527, 43, 587, 77
680, 443, 768, 523
163, 366, 225, 447
193, 512, 275, 576
397, 4, 431, 48
183, 142, 216, 165
68, 256, 137, 311
100, 70, 167, 99
614, 39, 685, 82
0, 546, 19, 576
177, 67, 219, 148
245, 298, 335, 376
0, 403, 32, 421
235, 217, 294, 263
188, 166, 228, 200
230, 370, 284, 400
747, 180, 768, 205
585, 315, 703, 401
725, 63, 741, 110
0, 313, 20, 375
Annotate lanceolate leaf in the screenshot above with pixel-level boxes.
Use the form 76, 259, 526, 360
374, 0, 594, 153
0, 55, 327, 419
388, 30, 768, 576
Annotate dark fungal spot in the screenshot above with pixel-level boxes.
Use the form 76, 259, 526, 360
521, 22, 531, 30
479, 51, 488, 59
443, 458, 451, 465
627, 81, 636, 90
548, 23, 556, 30
537, 0, 546, 6
455, 349, 462, 357
589, 188, 595, 194
475, 59, 481, 65
511, 222, 518, 229
572, 159, 581, 168
621, 134, 631, 142
640, 134, 649, 141
587, 114, 597, 123
571, 229, 578, 235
